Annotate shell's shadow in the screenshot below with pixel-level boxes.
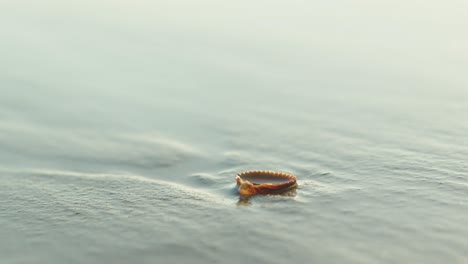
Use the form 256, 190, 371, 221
236, 188, 297, 207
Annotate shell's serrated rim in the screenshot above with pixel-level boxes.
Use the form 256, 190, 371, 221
236, 170, 297, 183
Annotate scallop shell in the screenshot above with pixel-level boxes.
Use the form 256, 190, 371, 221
235, 170, 297, 196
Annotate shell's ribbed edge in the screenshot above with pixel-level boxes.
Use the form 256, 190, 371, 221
236, 170, 297, 181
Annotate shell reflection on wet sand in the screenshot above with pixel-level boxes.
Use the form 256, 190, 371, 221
235, 170, 298, 197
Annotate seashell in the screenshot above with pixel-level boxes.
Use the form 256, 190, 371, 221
235, 170, 297, 196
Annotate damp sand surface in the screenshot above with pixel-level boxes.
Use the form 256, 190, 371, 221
1, 1, 468, 263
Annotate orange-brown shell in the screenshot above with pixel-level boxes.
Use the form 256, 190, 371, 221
236, 170, 297, 196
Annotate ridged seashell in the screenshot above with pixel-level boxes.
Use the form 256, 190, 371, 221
235, 170, 297, 196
